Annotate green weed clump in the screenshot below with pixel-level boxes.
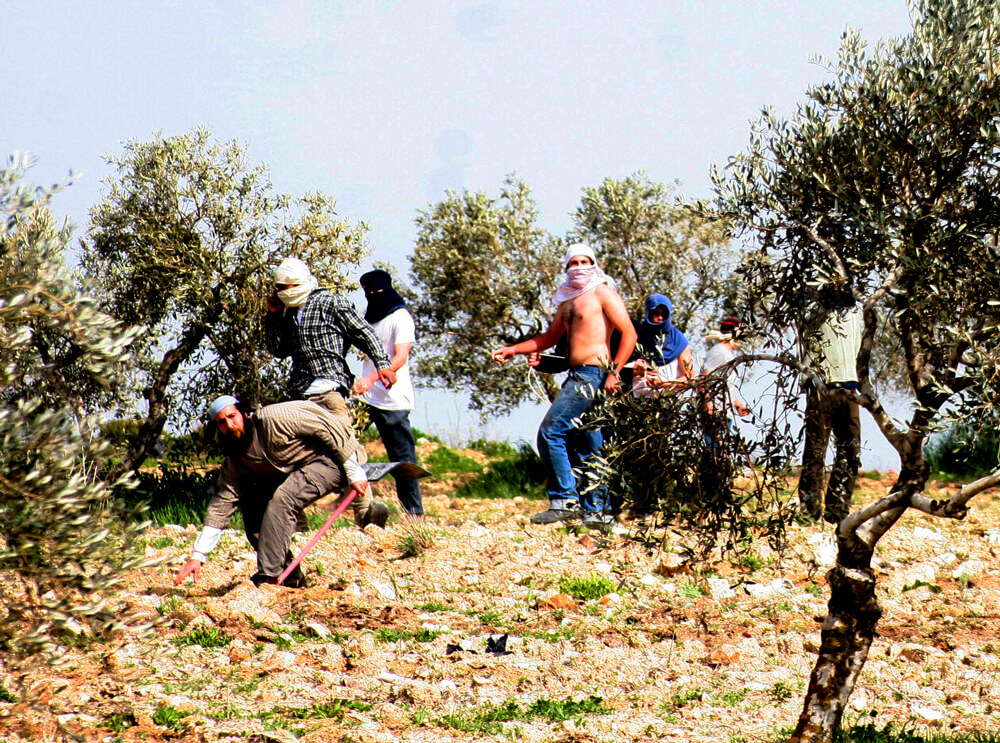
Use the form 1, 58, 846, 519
396, 517, 435, 558
440, 695, 610, 735
152, 704, 190, 730
375, 628, 442, 643
174, 627, 233, 648
453, 443, 547, 500
558, 573, 616, 601
467, 438, 518, 458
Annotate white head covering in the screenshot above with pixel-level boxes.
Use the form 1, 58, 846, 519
553, 243, 613, 305
208, 394, 239, 421
563, 242, 597, 268
273, 257, 319, 308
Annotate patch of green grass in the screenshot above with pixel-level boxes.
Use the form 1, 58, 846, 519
157, 596, 183, 616
858, 469, 883, 480
805, 582, 824, 597
720, 689, 747, 706
439, 695, 610, 735
425, 446, 483, 474
173, 627, 233, 648
152, 704, 190, 730
832, 722, 1000, 742
396, 518, 434, 558
734, 553, 767, 570
414, 601, 450, 613
122, 463, 219, 527
478, 609, 506, 627
525, 626, 579, 643
453, 444, 547, 500
0, 686, 16, 703
258, 698, 372, 729
678, 582, 707, 599
768, 681, 795, 703
374, 628, 442, 643
274, 634, 294, 650
234, 676, 262, 695
661, 688, 704, 714
285, 699, 373, 719
467, 438, 518, 458
558, 573, 615, 601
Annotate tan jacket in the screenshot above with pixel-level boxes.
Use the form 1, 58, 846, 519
204, 400, 358, 529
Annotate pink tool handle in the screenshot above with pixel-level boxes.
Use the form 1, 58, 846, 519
277, 488, 358, 585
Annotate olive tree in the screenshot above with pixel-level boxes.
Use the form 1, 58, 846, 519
409, 175, 563, 415
709, 1, 1000, 738
81, 128, 368, 477
0, 155, 148, 658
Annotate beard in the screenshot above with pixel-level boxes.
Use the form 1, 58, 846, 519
219, 420, 253, 457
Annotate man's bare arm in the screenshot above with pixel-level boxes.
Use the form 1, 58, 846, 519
492, 313, 568, 364
598, 285, 637, 391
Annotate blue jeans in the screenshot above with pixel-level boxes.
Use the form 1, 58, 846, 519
368, 406, 423, 515
537, 365, 608, 513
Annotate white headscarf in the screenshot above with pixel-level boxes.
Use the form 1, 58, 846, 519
553, 243, 613, 305
273, 257, 319, 308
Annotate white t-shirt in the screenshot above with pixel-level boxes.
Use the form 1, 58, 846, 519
361, 309, 416, 411
702, 342, 744, 411
631, 359, 681, 398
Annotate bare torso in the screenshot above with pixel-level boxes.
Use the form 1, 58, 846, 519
557, 287, 614, 367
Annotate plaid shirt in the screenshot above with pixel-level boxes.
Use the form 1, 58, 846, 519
265, 288, 391, 397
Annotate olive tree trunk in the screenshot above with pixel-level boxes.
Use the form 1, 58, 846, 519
789, 562, 881, 742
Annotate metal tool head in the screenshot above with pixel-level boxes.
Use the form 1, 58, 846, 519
362, 461, 433, 482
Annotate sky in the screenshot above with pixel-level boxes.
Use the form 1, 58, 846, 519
4, 1, 914, 467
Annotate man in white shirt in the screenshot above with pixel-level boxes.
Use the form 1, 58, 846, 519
799, 284, 863, 525
353, 270, 424, 516
701, 316, 750, 418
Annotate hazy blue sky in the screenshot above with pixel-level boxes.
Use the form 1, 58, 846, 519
4, 1, 913, 465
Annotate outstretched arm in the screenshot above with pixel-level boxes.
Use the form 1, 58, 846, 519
492, 313, 567, 364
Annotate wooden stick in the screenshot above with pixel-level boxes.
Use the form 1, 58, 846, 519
277, 488, 358, 585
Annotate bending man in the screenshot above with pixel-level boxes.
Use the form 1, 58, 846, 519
174, 395, 389, 588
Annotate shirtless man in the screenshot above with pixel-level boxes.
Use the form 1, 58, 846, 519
492, 244, 637, 525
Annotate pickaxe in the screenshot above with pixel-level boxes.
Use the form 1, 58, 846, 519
277, 461, 431, 585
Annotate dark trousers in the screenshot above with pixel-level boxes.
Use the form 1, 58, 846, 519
240, 456, 368, 577
799, 384, 861, 521
368, 406, 423, 515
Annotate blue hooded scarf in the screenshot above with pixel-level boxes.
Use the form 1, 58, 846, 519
635, 293, 689, 364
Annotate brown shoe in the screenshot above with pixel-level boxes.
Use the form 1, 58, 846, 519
359, 499, 390, 529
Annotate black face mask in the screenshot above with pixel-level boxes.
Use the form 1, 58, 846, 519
364, 287, 407, 324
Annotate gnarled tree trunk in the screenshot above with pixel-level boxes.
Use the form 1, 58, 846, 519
790, 562, 881, 742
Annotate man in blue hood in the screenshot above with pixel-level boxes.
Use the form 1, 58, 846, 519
630, 294, 694, 396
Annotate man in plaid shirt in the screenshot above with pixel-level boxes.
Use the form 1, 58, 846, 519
265, 258, 397, 436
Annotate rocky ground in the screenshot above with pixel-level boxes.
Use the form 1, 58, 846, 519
2, 457, 1000, 743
